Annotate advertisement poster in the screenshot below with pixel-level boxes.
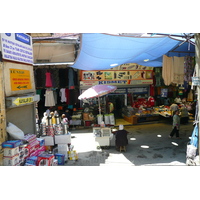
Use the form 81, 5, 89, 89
0, 33, 33, 64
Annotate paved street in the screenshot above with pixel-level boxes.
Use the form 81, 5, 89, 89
65, 118, 196, 166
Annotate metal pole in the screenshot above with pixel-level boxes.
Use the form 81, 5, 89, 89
98, 96, 101, 115
195, 33, 200, 159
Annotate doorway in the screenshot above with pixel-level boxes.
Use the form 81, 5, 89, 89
107, 94, 127, 119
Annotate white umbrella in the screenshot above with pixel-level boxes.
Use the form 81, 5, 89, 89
78, 85, 117, 115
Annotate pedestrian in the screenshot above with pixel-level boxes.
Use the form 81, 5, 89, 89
169, 110, 180, 139
112, 124, 129, 151
180, 104, 189, 124
63, 109, 72, 121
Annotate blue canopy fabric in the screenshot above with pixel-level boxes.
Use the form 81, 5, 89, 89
71, 33, 195, 70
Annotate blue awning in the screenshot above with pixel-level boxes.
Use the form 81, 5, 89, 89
71, 33, 195, 70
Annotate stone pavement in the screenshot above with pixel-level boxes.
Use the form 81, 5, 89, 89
65, 119, 195, 166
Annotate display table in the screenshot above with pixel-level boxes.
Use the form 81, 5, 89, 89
93, 127, 112, 149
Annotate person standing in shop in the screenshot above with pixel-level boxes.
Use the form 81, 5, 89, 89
174, 96, 182, 105
170, 103, 179, 116
108, 101, 114, 113
169, 110, 180, 139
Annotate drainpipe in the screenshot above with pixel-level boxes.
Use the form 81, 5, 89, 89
194, 33, 200, 159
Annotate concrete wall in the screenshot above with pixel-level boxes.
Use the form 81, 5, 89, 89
6, 104, 35, 135
33, 43, 75, 63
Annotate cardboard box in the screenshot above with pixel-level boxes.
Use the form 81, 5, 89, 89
37, 138, 45, 147
25, 156, 38, 166
2, 140, 22, 148
3, 154, 19, 166
37, 154, 54, 166
29, 146, 45, 157
3, 146, 19, 157
54, 153, 65, 165
23, 134, 37, 143
54, 134, 71, 145
40, 136, 54, 146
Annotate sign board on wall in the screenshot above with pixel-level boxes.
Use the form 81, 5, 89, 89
80, 70, 153, 86
10, 68, 32, 91
0, 33, 33, 64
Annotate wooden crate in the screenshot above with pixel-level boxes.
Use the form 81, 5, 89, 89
124, 115, 138, 124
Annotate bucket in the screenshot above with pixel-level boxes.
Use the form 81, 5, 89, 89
85, 121, 92, 126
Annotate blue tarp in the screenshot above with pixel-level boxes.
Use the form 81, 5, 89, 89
71, 33, 195, 70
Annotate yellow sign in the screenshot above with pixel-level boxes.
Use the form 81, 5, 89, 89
10, 69, 32, 91
13, 97, 34, 106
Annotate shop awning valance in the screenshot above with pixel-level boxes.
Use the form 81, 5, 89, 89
71, 33, 195, 70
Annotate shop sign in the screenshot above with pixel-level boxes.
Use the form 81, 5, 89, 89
10, 69, 32, 91
0, 33, 33, 64
127, 87, 148, 93
80, 80, 98, 86
80, 70, 153, 84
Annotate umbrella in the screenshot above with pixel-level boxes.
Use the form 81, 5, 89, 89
78, 85, 117, 115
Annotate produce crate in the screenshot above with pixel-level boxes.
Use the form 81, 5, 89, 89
124, 115, 138, 124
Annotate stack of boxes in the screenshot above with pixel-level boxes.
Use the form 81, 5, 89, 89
2, 140, 21, 166
1, 131, 78, 165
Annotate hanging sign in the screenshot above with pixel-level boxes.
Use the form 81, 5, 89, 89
0, 33, 33, 64
10, 68, 32, 91
13, 97, 34, 106
6, 94, 40, 108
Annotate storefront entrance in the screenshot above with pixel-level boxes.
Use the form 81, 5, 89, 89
107, 94, 126, 119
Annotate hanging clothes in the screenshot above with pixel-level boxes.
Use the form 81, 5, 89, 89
60, 88, 67, 102
162, 55, 173, 86
172, 56, 185, 85
45, 89, 56, 107
45, 72, 53, 87
35, 68, 46, 88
